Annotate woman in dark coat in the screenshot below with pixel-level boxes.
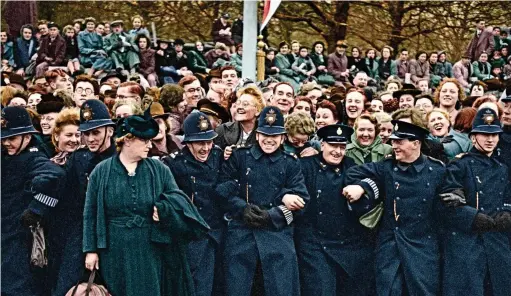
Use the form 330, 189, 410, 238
137, 34, 157, 87
188, 41, 210, 76
83, 113, 209, 296
264, 47, 279, 78
347, 46, 367, 76
62, 25, 81, 76
310, 41, 335, 86
14, 24, 38, 76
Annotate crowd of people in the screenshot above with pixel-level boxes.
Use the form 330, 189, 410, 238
1, 12, 511, 296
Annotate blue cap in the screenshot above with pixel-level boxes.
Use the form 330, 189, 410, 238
389, 120, 429, 141
79, 100, 115, 132
470, 108, 502, 135
316, 124, 353, 144
256, 106, 286, 135
1, 106, 38, 139
182, 111, 218, 143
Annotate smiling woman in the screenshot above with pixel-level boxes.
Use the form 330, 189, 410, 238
50, 108, 81, 165
426, 108, 472, 159
346, 114, 392, 165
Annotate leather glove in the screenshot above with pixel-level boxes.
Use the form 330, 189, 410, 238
243, 205, 270, 228
21, 210, 42, 228
471, 213, 495, 232
440, 190, 466, 207
494, 211, 511, 232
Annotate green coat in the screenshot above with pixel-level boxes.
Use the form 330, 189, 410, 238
103, 32, 140, 69
472, 61, 493, 81
230, 53, 243, 74
275, 53, 300, 91
187, 50, 208, 74
83, 156, 209, 296
345, 135, 392, 165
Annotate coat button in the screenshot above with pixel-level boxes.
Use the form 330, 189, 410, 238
249, 185, 252, 188
429, 167, 433, 171
396, 197, 400, 200
199, 207, 203, 210
480, 207, 484, 211
323, 246, 327, 250
426, 183, 430, 186
395, 227, 398, 230
418, 214, 422, 217
470, 160, 474, 163
318, 190, 322, 193
393, 167, 398, 172
479, 191, 483, 194
319, 212, 323, 215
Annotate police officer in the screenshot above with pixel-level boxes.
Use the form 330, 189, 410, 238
440, 107, 511, 296
343, 120, 446, 296
216, 106, 309, 296
163, 111, 225, 296
49, 99, 116, 295
1, 106, 65, 295
296, 124, 375, 296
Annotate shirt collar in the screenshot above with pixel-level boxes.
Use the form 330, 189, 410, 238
396, 154, 427, 172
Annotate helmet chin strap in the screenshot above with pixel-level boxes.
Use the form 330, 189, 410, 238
96, 127, 109, 153
14, 135, 26, 156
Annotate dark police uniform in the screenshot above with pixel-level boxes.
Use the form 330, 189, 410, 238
345, 120, 445, 296
440, 108, 511, 296
216, 106, 309, 296
296, 124, 375, 296
497, 96, 511, 183
49, 100, 116, 296
1, 106, 65, 296
163, 111, 225, 296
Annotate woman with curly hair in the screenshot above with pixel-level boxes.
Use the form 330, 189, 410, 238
284, 112, 319, 157
50, 108, 81, 165
433, 78, 466, 124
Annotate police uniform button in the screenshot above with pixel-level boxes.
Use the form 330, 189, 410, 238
279, 171, 283, 174
393, 167, 398, 172
184, 160, 187, 163
395, 227, 398, 230
423, 198, 427, 202
480, 207, 484, 211
195, 192, 198, 195
323, 247, 327, 250
501, 178, 505, 181
133, 208, 136, 210
396, 197, 400, 200
470, 160, 474, 163
428, 235, 431, 239
319, 212, 323, 215
318, 190, 322, 193
429, 167, 433, 171
426, 182, 430, 186
246, 151, 249, 154
418, 214, 421, 217
199, 207, 203, 210
340, 241, 344, 245
270, 203, 273, 206
452, 232, 456, 235
249, 185, 252, 188
479, 191, 483, 194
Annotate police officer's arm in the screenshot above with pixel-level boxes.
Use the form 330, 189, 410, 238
268, 159, 310, 230
216, 150, 247, 218
344, 162, 384, 202
439, 159, 479, 233
27, 154, 65, 217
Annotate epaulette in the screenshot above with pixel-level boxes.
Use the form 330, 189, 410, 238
283, 150, 298, 160
455, 153, 468, 159
427, 155, 445, 167
29, 147, 39, 152
169, 151, 181, 159
234, 144, 251, 150
384, 154, 393, 159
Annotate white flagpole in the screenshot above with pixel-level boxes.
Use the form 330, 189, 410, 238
241, 0, 258, 80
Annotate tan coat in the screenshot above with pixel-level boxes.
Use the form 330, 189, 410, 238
453, 60, 473, 88
409, 59, 430, 83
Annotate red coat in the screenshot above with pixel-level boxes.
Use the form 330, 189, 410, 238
36, 34, 66, 66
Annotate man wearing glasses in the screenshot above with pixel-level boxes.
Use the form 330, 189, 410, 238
72, 75, 100, 107
179, 75, 204, 108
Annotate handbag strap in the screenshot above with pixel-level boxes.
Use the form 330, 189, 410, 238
85, 269, 97, 296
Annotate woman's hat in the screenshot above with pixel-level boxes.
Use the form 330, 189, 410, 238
116, 107, 159, 140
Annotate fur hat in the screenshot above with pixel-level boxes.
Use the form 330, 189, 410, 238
159, 84, 185, 112
37, 94, 65, 115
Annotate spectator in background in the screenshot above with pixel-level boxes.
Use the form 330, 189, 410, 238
346, 113, 392, 165
179, 75, 202, 108
465, 19, 495, 61
206, 68, 227, 104
72, 74, 100, 107
437, 51, 454, 78
230, 44, 243, 74
13, 25, 38, 77
212, 12, 235, 53
275, 42, 300, 91
472, 52, 493, 81
292, 96, 313, 117
103, 20, 140, 75
1, 30, 14, 72
232, 15, 243, 45
78, 17, 111, 77
95, 22, 105, 36
378, 46, 397, 82
328, 40, 349, 84
35, 22, 66, 77
172, 38, 188, 71
396, 48, 411, 81
159, 84, 187, 138
72, 18, 84, 34
410, 51, 430, 84
116, 81, 144, 106
136, 34, 157, 87
37, 20, 49, 40
187, 40, 210, 76
128, 15, 150, 37
112, 99, 142, 119
221, 65, 239, 91
364, 48, 379, 82
434, 78, 466, 124
205, 42, 230, 69
453, 54, 474, 89
45, 69, 73, 94
283, 112, 319, 157
62, 25, 81, 76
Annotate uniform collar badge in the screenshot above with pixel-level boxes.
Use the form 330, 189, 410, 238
198, 115, 209, 131
82, 105, 93, 121
265, 108, 276, 126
